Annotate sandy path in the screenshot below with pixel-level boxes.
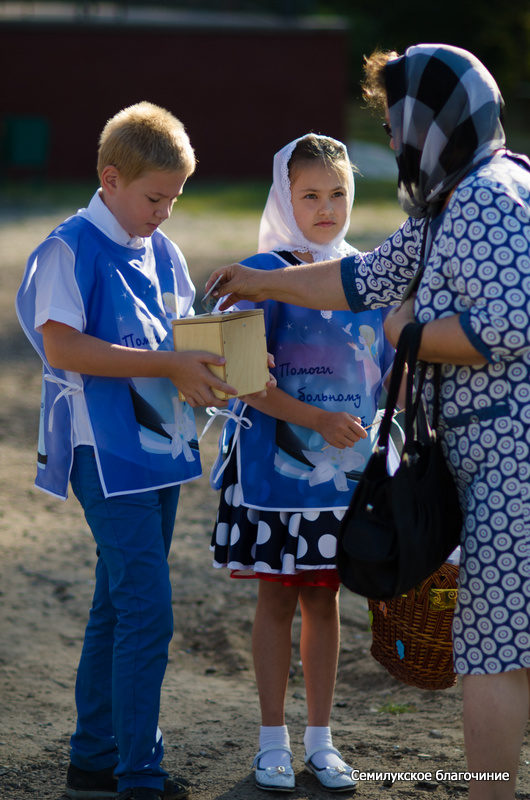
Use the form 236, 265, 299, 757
0, 205, 528, 799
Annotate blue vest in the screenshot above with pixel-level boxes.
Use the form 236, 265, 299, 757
215, 252, 395, 511
16, 215, 201, 499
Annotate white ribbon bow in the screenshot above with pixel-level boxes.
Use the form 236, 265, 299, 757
199, 400, 252, 486
43, 373, 82, 433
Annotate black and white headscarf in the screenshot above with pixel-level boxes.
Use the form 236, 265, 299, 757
384, 44, 506, 218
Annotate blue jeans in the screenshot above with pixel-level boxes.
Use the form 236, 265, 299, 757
69, 446, 180, 792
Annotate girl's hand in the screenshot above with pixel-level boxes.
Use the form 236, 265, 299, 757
265, 352, 277, 391
169, 351, 237, 407
316, 410, 367, 449
205, 264, 268, 311
240, 352, 277, 402
384, 297, 416, 347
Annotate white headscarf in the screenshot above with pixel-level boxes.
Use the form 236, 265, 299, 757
258, 134, 356, 261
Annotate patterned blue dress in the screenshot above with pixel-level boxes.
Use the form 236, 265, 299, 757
343, 151, 530, 675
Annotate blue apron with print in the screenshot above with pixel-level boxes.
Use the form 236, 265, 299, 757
16, 216, 201, 499
229, 252, 393, 511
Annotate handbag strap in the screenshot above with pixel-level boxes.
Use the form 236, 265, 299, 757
377, 321, 433, 452
376, 219, 444, 453
376, 322, 416, 449
377, 221, 431, 448
402, 325, 444, 449
402, 323, 427, 447
398, 218, 444, 436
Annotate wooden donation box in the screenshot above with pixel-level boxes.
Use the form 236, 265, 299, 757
172, 309, 268, 400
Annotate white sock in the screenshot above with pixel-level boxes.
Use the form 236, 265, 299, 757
258, 725, 291, 768
304, 726, 346, 770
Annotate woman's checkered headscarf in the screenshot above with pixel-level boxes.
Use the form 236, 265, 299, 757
385, 44, 506, 218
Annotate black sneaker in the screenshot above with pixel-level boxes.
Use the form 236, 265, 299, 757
66, 763, 118, 798
117, 779, 190, 800
66, 765, 190, 800
160, 776, 191, 799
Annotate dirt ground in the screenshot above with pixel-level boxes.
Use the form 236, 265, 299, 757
0, 201, 528, 800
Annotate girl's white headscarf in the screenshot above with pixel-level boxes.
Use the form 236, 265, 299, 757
258, 134, 356, 261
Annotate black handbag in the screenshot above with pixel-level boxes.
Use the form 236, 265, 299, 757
336, 322, 462, 599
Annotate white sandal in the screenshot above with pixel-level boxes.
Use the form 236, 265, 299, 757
253, 746, 295, 792
304, 747, 357, 793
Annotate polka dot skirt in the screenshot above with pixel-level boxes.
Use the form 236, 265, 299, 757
210, 450, 344, 588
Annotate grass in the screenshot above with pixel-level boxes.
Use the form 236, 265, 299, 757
378, 701, 417, 715
0, 179, 99, 216
353, 178, 396, 203
177, 180, 271, 215
348, 102, 390, 146
0, 174, 397, 218
1, 94, 527, 218
163, 176, 396, 213
348, 98, 530, 158
0, 177, 272, 217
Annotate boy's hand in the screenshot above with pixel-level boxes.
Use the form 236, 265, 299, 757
40, 322, 236, 406
170, 351, 237, 407
205, 264, 268, 311
316, 410, 367, 449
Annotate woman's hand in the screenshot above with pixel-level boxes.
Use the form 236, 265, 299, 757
384, 297, 416, 347
205, 258, 349, 311
205, 264, 269, 311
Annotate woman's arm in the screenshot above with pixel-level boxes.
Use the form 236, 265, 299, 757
41, 320, 238, 407
207, 217, 422, 312
206, 260, 349, 312
384, 300, 487, 365
242, 384, 367, 449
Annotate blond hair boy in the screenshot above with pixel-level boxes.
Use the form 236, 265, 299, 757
16, 101, 237, 800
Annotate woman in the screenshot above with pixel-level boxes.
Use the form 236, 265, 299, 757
207, 44, 530, 800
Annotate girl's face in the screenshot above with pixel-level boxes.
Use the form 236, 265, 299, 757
289, 160, 350, 246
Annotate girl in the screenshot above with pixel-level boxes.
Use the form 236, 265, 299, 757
210, 134, 396, 792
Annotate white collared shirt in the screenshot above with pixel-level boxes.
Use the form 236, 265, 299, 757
78, 190, 146, 249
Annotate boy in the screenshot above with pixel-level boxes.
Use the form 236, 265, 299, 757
16, 102, 237, 800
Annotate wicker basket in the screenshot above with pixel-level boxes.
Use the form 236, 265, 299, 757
367, 562, 459, 690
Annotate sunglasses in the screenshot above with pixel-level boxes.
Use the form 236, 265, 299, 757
382, 122, 392, 138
